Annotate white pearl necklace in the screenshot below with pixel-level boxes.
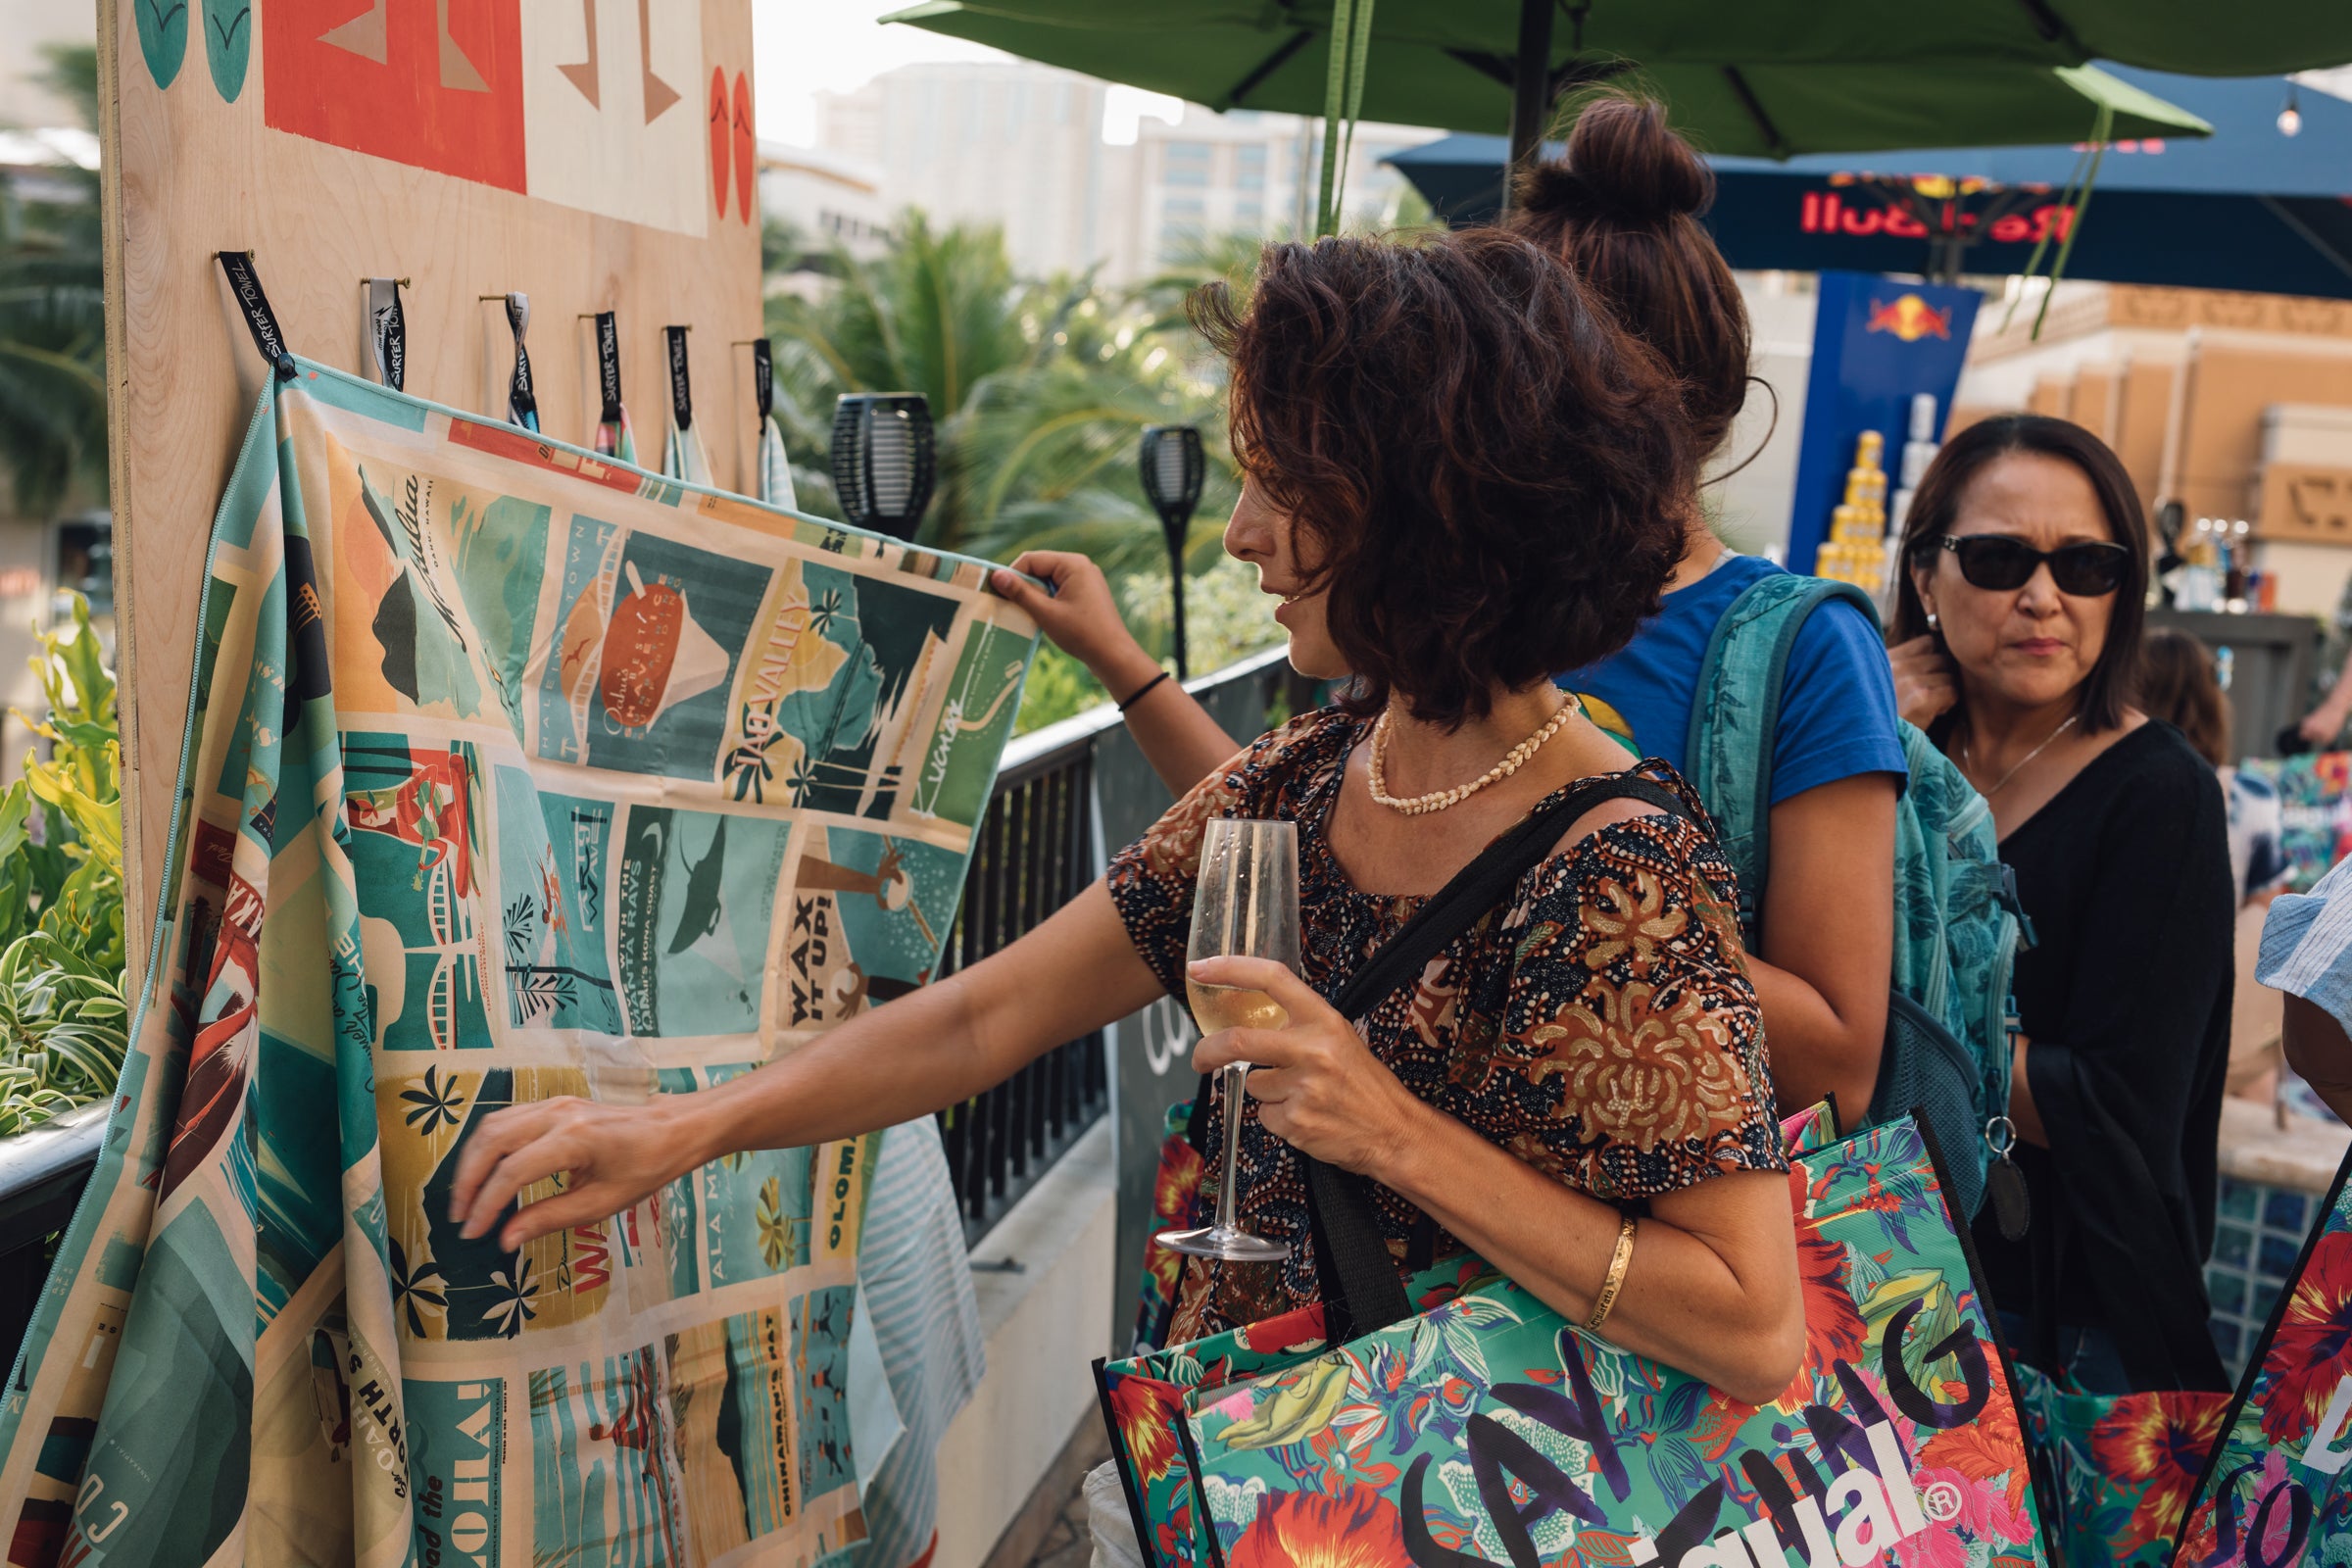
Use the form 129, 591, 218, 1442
1367, 696, 1582, 816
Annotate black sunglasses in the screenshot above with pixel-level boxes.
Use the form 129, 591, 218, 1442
1938, 535, 2131, 596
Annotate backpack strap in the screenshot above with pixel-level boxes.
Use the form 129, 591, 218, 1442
1684, 573, 1884, 946
1302, 772, 1695, 1343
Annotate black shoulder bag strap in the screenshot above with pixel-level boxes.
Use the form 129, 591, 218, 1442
1303, 772, 1692, 1344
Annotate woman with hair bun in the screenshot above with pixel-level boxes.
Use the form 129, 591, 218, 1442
1520, 93, 1906, 1126
994, 95, 1905, 1129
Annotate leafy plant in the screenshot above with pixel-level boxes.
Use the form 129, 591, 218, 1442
0, 592, 126, 1135
0, 43, 108, 516
770, 214, 1304, 736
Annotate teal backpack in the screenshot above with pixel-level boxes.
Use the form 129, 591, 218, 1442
1685, 572, 2025, 1220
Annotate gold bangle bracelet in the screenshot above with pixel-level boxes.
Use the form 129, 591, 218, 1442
1585, 1212, 1637, 1334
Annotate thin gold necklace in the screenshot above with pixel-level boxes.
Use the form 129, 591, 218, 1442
1368, 696, 1582, 816
1963, 713, 2078, 797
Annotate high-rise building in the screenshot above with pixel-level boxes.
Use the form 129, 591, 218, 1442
813, 64, 1428, 284
1099, 104, 1424, 282
814, 61, 1115, 279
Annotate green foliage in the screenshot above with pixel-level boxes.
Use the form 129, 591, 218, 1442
0, 43, 107, 515
772, 213, 1290, 738
1010, 642, 1105, 735
0, 593, 126, 1136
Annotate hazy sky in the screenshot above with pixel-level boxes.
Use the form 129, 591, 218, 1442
752, 0, 1183, 147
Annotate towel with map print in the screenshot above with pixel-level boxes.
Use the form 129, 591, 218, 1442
0, 358, 1036, 1568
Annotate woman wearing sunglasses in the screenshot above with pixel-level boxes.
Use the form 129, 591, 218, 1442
1888, 413, 2232, 1396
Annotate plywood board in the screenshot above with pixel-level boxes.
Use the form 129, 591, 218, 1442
100, 0, 764, 984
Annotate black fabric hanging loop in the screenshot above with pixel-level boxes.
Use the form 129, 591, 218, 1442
364, 277, 406, 391
595, 311, 623, 425
218, 251, 297, 382
665, 325, 694, 430
502, 293, 539, 430
1297, 772, 1695, 1345
751, 338, 774, 422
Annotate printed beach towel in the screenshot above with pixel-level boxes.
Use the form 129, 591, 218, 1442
0, 358, 1036, 1567
2172, 1147, 2352, 1567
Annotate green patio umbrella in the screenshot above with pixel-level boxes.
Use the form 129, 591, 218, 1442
890, 2, 2210, 163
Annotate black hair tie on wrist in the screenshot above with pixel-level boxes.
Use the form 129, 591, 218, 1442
1118, 670, 1171, 711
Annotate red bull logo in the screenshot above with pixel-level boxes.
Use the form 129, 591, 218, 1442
1799, 191, 2075, 247
1867, 294, 1953, 342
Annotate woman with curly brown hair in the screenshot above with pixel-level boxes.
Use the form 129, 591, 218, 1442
449, 228, 1805, 1401
997, 95, 1901, 1128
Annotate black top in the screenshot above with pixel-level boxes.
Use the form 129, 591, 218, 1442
1972, 720, 2232, 1392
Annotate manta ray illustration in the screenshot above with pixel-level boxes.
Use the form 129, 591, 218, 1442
665, 815, 729, 956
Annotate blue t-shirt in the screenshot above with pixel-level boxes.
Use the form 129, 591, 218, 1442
1559, 554, 1907, 805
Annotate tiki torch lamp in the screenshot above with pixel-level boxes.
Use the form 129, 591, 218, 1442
831, 393, 935, 543
1139, 424, 1203, 679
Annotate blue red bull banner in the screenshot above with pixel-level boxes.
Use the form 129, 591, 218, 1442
1787, 272, 1982, 576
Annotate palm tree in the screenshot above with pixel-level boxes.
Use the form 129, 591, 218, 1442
766, 216, 1277, 666
766, 213, 1054, 541
0, 45, 106, 516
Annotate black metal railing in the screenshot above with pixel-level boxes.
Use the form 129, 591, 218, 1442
935, 718, 1109, 1243
0, 1106, 106, 1373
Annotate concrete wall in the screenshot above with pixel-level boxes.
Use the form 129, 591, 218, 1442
930, 1120, 1117, 1568
1708, 275, 1816, 560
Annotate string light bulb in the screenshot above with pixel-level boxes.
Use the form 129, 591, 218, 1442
2279, 83, 2303, 137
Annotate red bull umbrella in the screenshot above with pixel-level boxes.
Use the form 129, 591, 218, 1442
1387, 66, 2352, 299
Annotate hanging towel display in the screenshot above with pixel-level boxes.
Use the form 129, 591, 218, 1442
663, 323, 710, 485
499, 290, 539, 431
0, 334, 1040, 1566
591, 309, 636, 464
364, 276, 405, 390
2171, 1147, 2352, 1566
751, 338, 797, 509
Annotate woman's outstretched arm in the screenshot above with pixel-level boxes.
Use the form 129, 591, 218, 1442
1195, 955, 1805, 1404
992, 551, 1240, 793
449, 881, 1163, 1251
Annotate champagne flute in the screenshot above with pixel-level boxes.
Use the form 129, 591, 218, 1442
1157, 817, 1299, 1262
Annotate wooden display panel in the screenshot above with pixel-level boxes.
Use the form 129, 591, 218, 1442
97, 0, 764, 984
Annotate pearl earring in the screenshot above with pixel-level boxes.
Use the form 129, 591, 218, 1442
1926, 611, 1940, 631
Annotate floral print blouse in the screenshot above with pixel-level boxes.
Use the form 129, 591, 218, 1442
1107, 709, 1784, 1342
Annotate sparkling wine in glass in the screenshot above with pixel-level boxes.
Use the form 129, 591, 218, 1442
1157, 817, 1299, 1263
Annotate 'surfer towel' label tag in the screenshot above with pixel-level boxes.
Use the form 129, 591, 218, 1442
504, 293, 538, 426
665, 325, 693, 430
366, 277, 405, 391
218, 251, 297, 380
596, 311, 623, 424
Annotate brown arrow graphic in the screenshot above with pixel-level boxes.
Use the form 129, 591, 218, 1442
559, 0, 600, 107
437, 0, 488, 91
318, 0, 386, 62
639, 0, 678, 122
